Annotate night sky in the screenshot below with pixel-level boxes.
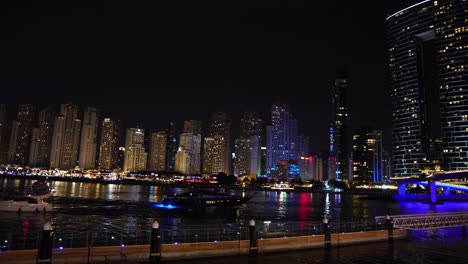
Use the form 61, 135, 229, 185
2, 1, 418, 154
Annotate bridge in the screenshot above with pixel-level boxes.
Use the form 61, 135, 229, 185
391, 170, 468, 203
375, 211, 468, 230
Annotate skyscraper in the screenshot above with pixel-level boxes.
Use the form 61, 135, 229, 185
387, 0, 467, 176
329, 69, 349, 181
175, 132, 201, 175
29, 108, 55, 167
266, 104, 299, 171
50, 103, 81, 170
240, 111, 262, 138
98, 118, 120, 170
0, 104, 9, 165
165, 122, 178, 172
208, 112, 231, 174
203, 137, 215, 175
148, 132, 167, 171
352, 128, 384, 182
8, 104, 35, 166
235, 111, 262, 177
124, 128, 147, 172
79, 107, 100, 169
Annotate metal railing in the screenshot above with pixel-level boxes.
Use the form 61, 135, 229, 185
375, 212, 468, 230
0, 219, 387, 251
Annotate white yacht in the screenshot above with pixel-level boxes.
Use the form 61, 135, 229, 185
0, 196, 55, 212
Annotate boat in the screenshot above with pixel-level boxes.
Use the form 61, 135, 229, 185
27, 180, 55, 199
0, 196, 55, 212
271, 183, 295, 193
158, 189, 251, 208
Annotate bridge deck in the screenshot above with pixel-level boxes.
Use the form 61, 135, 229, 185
376, 212, 468, 230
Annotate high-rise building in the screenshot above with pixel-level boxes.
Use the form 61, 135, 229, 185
98, 118, 120, 170
29, 108, 55, 167
299, 156, 313, 182
234, 136, 260, 177
240, 111, 262, 138
50, 103, 81, 170
123, 128, 147, 172
266, 104, 299, 172
329, 69, 349, 181
79, 107, 100, 169
183, 120, 202, 135
236, 111, 263, 177
352, 128, 384, 182
387, 0, 467, 176
175, 132, 201, 175
165, 122, 178, 172
0, 104, 9, 164
208, 112, 231, 174
148, 132, 167, 171
8, 104, 35, 166
203, 137, 215, 175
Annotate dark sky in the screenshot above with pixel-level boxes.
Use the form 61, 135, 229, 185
2, 1, 417, 154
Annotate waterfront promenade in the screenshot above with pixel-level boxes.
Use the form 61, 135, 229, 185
0, 227, 406, 264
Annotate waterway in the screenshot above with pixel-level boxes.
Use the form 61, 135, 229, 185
1, 178, 468, 263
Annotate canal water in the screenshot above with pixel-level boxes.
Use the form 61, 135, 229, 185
1, 178, 468, 263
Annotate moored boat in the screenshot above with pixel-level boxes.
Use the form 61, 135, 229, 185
159, 189, 251, 208
0, 196, 55, 212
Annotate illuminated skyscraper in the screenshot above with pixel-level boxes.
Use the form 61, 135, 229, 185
148, 132, 167, 171
124, 128, 147, 172
208, 112, 231, 174
266, 104, 299, 171
79, 107, 100, 169
352, 128, 384, 182
387, 0, 467, 176
329, 69, 349, 181
0, 104, 9, 164
235, 112, 262, 177
8, 104, 35, 166
98, 118, 120, 170
29, 108, 55, 167
203, 137, 215, 175
175, 132, 201, 175
50, 103, 81, 169
165, 122, 178, 172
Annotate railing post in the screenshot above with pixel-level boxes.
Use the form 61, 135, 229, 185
323, 217, 331, 251
386, 215, 393, 241
149, 221, 161, 264
36, 222, 53, 264
249, 219, 258, 257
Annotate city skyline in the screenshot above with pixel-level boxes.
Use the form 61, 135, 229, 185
2, 1, 417, 154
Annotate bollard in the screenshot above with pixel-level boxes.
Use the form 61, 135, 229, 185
385, 215, 393, 241
248, 219, 258, 257
149, 221, 161, 264
323, 217, 331, 251
37, 222, 53, 264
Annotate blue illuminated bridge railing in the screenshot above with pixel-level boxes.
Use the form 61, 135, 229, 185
375, 212, 468, 230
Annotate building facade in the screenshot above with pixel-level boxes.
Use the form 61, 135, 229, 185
98, 118, 120, 170
352, 128, 384, 182
266, 104, 299, 172
148, 132, 167, 171
79, 107, 100, 169
175, 132, 201, 175
29, 108, 55, 167
50, 103, 81, 170
8, 104, 35, 166
208, 112, 231, 174
123, 128, 147, 172
387, 0, 467, 176
329, 69, 349, 181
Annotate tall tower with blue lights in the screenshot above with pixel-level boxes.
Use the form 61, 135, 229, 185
329, 68, 349, 181
266, 104, 299, 173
